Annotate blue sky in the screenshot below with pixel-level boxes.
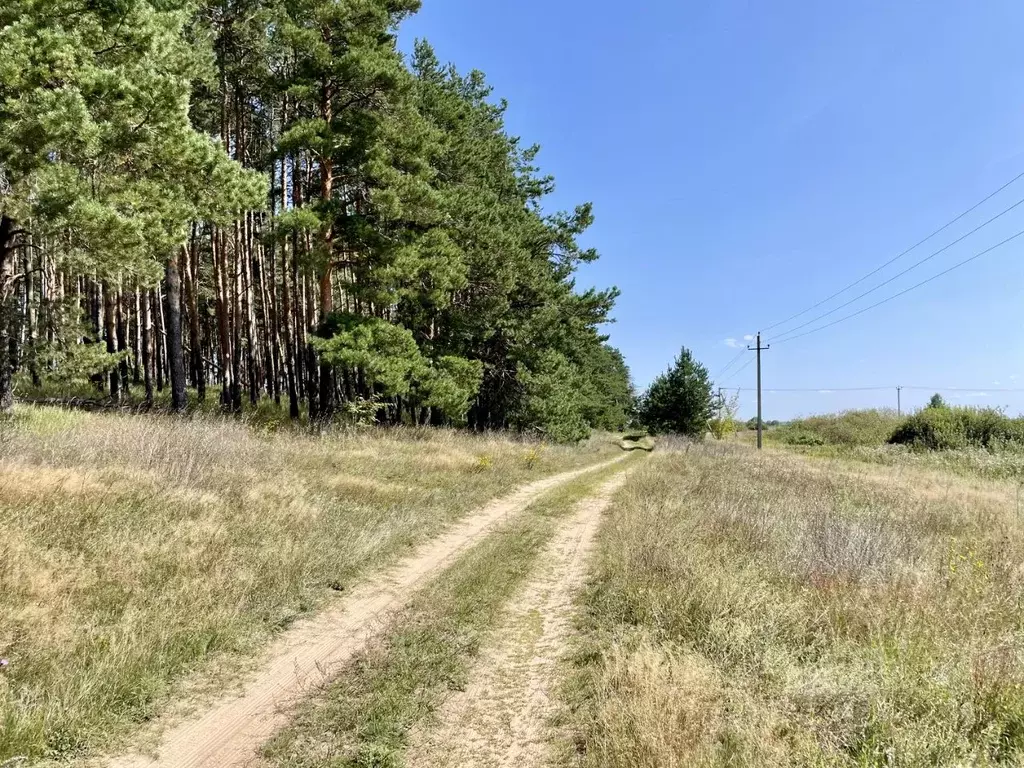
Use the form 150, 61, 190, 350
399, 1, 1024, 419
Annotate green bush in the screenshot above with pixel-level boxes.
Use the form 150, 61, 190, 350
773, 409, 901, 447
783, 430, 825, 447
889, 406, 1024, 451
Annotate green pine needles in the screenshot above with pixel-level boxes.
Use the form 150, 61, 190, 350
0, 1, 631, 440
637, 347, 715, 436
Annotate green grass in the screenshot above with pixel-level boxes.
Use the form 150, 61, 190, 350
803, 442, 1024, 482
261, 457, 636, 768
564, 443, 1024, 767
759, 405, 1024, 481
0, 405, 618, 762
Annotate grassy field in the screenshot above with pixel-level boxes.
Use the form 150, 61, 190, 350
0, 406, 616, 762
565, 442, 1024, 767
760, 408, 1024, 481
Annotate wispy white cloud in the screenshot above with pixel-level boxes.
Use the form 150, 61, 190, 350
724, 335, 755, 349
818, 389, 833, 394
994, 381, 1002, 386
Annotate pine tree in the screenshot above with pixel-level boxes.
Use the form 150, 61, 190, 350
0, 0, 262, 411
638, 347, 713, 436
0, 4, 632, 438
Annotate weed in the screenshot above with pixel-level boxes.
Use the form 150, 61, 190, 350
524, 446, 543, 468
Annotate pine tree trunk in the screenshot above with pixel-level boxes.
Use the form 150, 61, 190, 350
242, 214, 258, 405
104, 282, 120, 402
132, 289, 143, 385
141, 288, 154, 406
164, 251, 187, 412
282, 232, 299, 419
212, 226, 233, 408
186, 228, 206, 401
230, 221, 243, 412
263, 228, 281, 406
317, 271, 334, 420
0, 216, 17, 412
116, 285, 130, 396
23, 243, 39, 387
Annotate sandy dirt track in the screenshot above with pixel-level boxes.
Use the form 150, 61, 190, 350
105, 455, 627, 768
405, 471, 629, 768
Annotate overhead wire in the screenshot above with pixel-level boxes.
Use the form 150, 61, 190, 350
731, 385, 1024, 393
771, 226, 1024, 345
761, 168, 1024, 334
903, 386, 1024, 393
766, 194, 1024, 342
719, 356, 754, 384
713, 348, 747, 379
734, 386, 893, 392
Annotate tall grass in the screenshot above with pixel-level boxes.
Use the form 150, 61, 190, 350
565, 444, 1024, 766
0, 406, 614, 761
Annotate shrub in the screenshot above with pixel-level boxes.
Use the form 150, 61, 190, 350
774, 409, 901, 447
783, 431, 825, 447
708, 390, 740, 440
889, 406, 1024, 451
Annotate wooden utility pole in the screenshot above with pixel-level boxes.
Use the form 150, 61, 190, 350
748, 333, 770, 450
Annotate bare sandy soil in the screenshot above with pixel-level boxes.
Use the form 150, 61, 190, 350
405, 471, 629, 768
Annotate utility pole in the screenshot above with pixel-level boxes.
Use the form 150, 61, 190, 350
897, 386, 902, 417
747, 332, 770, 450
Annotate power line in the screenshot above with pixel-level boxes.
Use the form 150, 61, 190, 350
761, 168, 1024, 334
732, 385, 1024, 393
734, 386, 893, 392
772, 226, 1024, 345
713, 348, 747, 379
904, 386, 1024, 393
767, 194, 1024, 342
719, 356, 754, 383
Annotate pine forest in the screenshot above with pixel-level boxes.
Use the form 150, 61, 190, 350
0, 0, 633, 441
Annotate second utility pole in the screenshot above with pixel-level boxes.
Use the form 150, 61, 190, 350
748, 332, 770, 450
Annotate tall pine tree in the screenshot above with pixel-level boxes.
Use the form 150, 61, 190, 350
0, 0, 262, 411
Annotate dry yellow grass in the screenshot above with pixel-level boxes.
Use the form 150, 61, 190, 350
0, 406, 615, 762
565, 442, 1024, 767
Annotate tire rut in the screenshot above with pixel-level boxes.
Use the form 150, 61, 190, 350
405, 471, 629, 768
104, 455, 627, 768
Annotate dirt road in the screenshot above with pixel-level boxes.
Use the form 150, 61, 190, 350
405, 472, 629, 768
105, 456, 626, 768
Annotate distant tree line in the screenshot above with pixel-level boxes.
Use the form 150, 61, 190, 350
0, 0, 632, 441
